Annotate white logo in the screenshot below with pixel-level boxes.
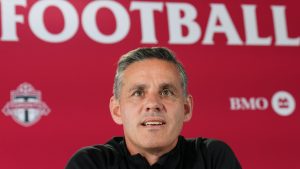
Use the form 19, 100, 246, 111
271, 91, 296, 116
229, 97, 268, 110
2, 83, 50, 127
229, 90, 296, 117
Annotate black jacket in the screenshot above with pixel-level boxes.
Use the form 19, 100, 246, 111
66, 136, 242, 169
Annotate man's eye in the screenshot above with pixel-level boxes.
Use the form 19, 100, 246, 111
132, 90, 143, 96
161, 89, 174, 96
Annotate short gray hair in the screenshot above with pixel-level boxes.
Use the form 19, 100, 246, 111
113, 47, 188, 99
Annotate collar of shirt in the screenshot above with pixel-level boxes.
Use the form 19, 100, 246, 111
110, 136, 183, 169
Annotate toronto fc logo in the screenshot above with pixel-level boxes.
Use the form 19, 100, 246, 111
2, 83, 50, 127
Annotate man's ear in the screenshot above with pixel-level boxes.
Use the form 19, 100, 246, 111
109, 96, 123, 125
183, 94, 193, 122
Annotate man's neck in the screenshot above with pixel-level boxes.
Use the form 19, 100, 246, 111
125, 138, 178, 165
142, 152, 162, 165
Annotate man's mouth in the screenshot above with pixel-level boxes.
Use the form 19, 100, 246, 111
142, 121, 166, 126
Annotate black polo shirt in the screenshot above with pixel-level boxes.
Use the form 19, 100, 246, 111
66, 136, 242, 169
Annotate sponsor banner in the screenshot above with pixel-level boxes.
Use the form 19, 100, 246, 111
0, 0, 299, 169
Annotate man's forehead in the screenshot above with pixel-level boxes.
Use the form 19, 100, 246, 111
120, 58, 182, 86
123, 59, 179, 74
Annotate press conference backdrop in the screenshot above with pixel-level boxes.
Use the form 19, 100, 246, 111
0, 0, 299, 168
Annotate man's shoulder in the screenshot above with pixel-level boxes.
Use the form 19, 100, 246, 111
74, 143, 120, 157
185, 137, 233, 153
182, 137, 242, 169
65, 138, 124, 169
75, 137, 124, 156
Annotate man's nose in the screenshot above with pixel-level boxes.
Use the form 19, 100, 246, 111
145, 93, 163, 112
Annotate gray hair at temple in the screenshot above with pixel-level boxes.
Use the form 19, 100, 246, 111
113, 47, 188, 99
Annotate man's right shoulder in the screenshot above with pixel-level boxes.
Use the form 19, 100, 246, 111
65, 144, 122, 169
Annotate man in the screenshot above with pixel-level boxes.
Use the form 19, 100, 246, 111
66, 47, 242, 169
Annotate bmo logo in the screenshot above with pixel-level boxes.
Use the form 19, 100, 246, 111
271, 91, 296, 116
230, 91, 296, 116
230, 97, 268, 110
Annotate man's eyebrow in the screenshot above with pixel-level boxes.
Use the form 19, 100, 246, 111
159, 83, 177, 91
128, 84, 147, 92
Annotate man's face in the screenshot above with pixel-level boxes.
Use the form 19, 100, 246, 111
110, 58, 193, 154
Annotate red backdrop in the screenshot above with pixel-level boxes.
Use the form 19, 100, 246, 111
0, 0, 299, 169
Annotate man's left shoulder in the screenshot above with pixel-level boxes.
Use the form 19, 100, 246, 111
185, 137, 232, 152
183, 137, 242, 169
